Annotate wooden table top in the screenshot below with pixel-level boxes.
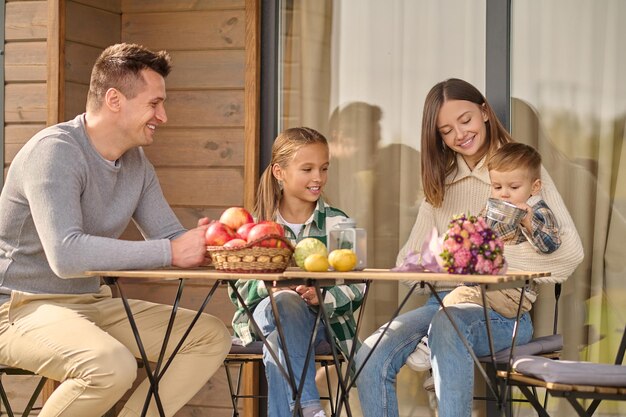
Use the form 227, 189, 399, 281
281, 268, 549, 283
86, 267, 549, 284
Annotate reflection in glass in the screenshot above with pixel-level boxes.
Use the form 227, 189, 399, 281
277, 1, 486, 415
512, 1, 626, 415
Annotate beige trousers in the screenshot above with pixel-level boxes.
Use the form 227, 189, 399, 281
0, 286, 231, 417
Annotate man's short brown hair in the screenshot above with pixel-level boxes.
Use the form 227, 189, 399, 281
487, 142, 542, 180
87, 43, 171, 112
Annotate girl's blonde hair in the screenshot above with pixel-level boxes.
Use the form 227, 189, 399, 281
254, 127, 329, 220
421, 78, 513, 207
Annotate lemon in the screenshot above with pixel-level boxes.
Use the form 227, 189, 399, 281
328, 249, 357, 272
294, 238, 328, 268
303, 254, 330, 272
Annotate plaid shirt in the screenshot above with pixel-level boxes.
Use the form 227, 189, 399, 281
484, 195, 561, 254
229, 198, 366, 357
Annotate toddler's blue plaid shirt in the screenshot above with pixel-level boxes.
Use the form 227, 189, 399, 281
484, 195, 561, 254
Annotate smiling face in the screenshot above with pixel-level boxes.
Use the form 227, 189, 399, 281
118, 69, 168, 148
273, 142, 329, 206
489, 167, 541, 205
437, 99, 489, 169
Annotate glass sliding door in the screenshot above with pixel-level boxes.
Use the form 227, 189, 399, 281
512, 1, 626, 415
278, 0, 486, 269
268, 0, 626, 416
276, 1, 486, 415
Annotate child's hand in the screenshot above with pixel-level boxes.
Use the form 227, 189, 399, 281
516, 202, 532, 231
295, 285, 320, 305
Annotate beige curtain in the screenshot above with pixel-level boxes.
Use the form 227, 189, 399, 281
280, 0, 333, 131
278, 0, 626, 416
511, 0, 626, 415
280, 1, 485, 415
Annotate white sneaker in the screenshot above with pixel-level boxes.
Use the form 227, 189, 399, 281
312, 411, 327, 417
406, 336, 431, 371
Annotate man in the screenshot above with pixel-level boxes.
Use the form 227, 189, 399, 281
0, 43, 231, 416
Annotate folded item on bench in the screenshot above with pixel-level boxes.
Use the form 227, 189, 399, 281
512, 355, 626, 386
479, 334, 563, 363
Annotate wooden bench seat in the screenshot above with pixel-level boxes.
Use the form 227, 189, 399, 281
497, 324, 626, 417
498, 370, 626, 396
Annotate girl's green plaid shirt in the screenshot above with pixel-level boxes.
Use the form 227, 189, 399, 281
229, 198, 366, 357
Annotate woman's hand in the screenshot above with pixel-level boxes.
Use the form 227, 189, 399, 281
295, 285, 320, 305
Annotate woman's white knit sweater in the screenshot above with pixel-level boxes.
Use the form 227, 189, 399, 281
398, 154, 584, 292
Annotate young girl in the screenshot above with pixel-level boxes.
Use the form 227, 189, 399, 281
229, 127, 366, 417
355, 79, 583, 417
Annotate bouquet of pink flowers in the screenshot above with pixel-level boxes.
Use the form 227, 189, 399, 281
393, 213, 506, 275
440, 214, 506, 275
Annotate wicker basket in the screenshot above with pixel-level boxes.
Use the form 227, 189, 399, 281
207, 235, 294, 273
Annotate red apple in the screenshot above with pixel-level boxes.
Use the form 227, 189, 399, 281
247, 221, 287, 247
223, 238, 247, 249
256, 221, 285, 236
236, 222, 257, 241
205, 222, 237, 246
219, 207, 254, 231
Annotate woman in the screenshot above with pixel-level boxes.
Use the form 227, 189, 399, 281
355, 78, 583, 417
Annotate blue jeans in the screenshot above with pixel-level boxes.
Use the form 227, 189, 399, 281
253, 291, 328, 417
430, 303, 532, 417
355, 293, 443, 417
355, 293, 532, 417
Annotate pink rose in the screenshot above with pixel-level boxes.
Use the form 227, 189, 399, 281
453, 248, 471, 268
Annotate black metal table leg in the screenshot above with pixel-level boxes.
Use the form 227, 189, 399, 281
228, 281, 318, 417
318, 280, 420, 416
111, 277, 166, 417
313, 283, 353, 417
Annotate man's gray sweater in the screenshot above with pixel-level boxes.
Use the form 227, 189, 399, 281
0, 114, 185, 303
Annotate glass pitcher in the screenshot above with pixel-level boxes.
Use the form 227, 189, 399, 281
327, 219, 367, 270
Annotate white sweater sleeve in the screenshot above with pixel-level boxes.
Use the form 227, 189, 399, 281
396, 199, 435, 265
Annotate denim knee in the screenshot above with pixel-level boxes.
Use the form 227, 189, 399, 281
272, 291, 308, 315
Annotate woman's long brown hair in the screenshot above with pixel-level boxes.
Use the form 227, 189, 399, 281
421, 78, 513, 207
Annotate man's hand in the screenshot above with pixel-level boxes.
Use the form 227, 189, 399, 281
171, 224, 209, 268
197, 217, 212, 227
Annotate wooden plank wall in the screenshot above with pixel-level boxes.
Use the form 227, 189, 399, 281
3, 0, 260, 416
2, 0, 50, 409
63, 0, 122, 120
4, 0, 49, 168
121, 0, 250, 229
